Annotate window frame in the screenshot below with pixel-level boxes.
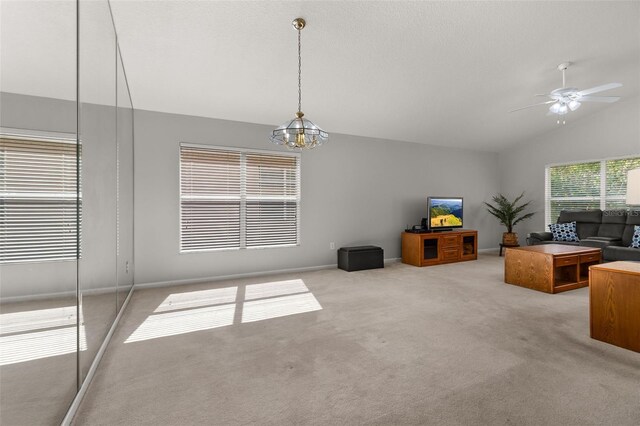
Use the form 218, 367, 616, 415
545, 154, 640, 227
178, 143, 301, 253
0, 128, 80, 264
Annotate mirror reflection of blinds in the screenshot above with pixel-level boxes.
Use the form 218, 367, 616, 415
545, 156, 640, 225
179, 145, 300, 251
0, 137, 79, 263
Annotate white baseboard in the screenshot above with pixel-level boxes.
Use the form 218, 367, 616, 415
479, 247, 500, 252
1, 285, 128, 304
1, 290, 77, 304
136, 257, 401, 290
61, 285, 135, 426
2, 260, 403, 302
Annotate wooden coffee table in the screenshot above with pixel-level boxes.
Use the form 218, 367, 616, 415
589, 262, 640, 353
504, 244, 601, 294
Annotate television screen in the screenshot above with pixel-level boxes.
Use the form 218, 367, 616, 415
428, 197, 463, 229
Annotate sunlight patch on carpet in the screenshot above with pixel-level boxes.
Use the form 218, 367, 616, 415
0, 306, 87, 365
244, 279, 309, 300
125, 304, 236, 343
154, 286, 238, 313
125, 279, 322, 343
242, 292, 322, 323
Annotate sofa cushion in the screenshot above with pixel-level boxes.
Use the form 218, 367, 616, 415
631, 225, 640, 248
549, 222, 579, 242
580, 238, 622, 250
557, 210, 602, 223
597, 210, 628, 238
598, 223, 626, 238
576, 223, 600, 239
601, 210, 628, 224
621, 210, 640, 246
603, 246, 640, 262
582, 236, 621, 242
557, 209, 601, 240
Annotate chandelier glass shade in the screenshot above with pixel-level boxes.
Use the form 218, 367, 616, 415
271, 112, 329, 149
270, 18, 328, 150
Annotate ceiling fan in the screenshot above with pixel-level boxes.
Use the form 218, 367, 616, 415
511, 62, 622, 124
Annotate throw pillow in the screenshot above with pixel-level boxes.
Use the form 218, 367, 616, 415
548, 221, 580, 242
630, 225, 640, 249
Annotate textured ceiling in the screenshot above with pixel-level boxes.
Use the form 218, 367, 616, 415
2, 1, 639, 151
1, 0, 77, 101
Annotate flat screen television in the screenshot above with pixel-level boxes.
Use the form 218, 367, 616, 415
427, 197, 463, 231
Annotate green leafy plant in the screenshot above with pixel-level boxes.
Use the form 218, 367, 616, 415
484, 192, 535, 233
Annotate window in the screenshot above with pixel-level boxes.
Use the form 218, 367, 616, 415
0, 137, 79, 263
180, 144, 300, 251
545, 156, 640, 225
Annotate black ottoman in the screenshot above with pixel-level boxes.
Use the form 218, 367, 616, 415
338, 246, 384, 272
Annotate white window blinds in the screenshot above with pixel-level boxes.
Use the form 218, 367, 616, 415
245, 153, 299, 247
180, 147, 241, 251
545, 156, 640, 225
180, 145, 300, 251
0, 137, 79, 263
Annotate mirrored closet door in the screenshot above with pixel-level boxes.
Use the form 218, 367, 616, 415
0, 0, 135, 423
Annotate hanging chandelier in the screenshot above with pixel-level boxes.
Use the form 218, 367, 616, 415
270, 18, 328, 150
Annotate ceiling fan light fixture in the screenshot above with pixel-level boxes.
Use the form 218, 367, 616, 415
270, 18, 328, 150
512, 62, 623, 120
568, 100, 581, 111
549, 102, 561, 114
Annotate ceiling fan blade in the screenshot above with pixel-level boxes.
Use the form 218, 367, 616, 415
510, 100, 555, 112
579, 96, 621, 103
577, 83, 622, 96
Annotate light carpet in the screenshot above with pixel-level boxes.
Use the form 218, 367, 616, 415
72, 253, 640, 425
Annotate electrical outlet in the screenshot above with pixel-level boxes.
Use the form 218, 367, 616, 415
330, 242, 335, 250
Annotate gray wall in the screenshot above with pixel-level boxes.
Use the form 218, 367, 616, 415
498, 96, 640, 237
134, 109, 502, 285
6, 91, 637, 293
1, 92, 502, 295
0, 92, 134, 299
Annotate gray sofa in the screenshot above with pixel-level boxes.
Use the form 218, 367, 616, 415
527, 209, 640, 262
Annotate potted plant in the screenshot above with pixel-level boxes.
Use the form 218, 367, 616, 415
484, 192, 535, 245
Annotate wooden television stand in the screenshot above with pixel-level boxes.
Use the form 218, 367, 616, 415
401, 229, 478, 266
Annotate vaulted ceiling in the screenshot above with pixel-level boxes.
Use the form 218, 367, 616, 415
2, 1, 639, 151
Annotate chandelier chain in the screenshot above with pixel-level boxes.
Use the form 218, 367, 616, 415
298, 28, 302, 113
269, 18, 328, 149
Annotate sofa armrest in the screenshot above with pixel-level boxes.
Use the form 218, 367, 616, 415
527, 232, 553, 245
